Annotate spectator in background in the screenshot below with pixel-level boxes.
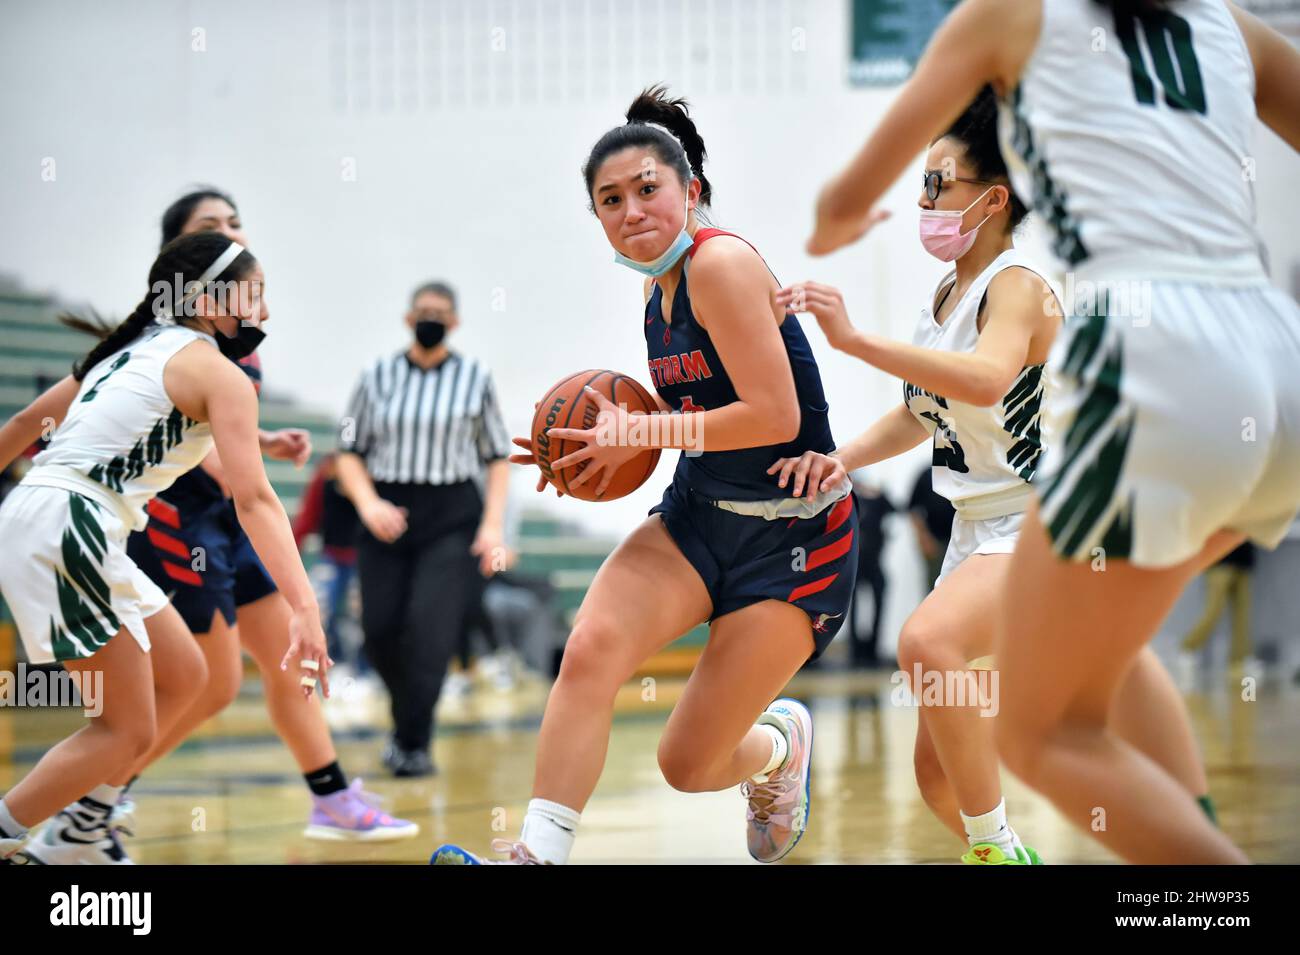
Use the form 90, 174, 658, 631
448, 493, 566, 695
293, 452, 366, 677
335, 280, 512, 777
908, 467, 955, 590
848, 477, 894, 668
482, 570, 564, 679
1181, 543, 1256, 670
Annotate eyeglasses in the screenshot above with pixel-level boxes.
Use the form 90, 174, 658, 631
923, 170, 995, 202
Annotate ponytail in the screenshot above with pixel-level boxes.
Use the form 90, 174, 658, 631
71, 298, 156, 380
625, 85, 713, 207
584, 84, 713, 211
58, 308, 115, 343
71, 230, 258, 380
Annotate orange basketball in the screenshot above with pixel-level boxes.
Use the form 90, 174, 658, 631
531, 369, 662, 502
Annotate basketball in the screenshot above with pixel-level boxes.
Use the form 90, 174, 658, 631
531, 369, 661, 501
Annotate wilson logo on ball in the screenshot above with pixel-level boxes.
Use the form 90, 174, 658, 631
530, 369, 662, 502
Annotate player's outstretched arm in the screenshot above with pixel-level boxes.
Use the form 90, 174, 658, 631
808, 0, 1039, 255
767, 403, 928, 498
165, 342, 330, 694
0, 375, 79, 472
782, 271, 1053, 407
1229, 2, 1300, 152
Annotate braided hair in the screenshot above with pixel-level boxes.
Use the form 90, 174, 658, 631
72, 231, 257, 380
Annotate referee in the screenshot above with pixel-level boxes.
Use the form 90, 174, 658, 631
336, 280, 512, 776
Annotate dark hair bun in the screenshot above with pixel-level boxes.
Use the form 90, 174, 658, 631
941, 85, 1028, 230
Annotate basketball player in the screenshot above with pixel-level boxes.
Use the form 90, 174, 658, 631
0, 233, 330, 863
5, 193, 417, 863
432, 86, 860, 864
807, 0, 1299, 863
774, 86, 1217, 863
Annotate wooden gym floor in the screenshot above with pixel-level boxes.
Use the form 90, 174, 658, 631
2, 667, 1297, 864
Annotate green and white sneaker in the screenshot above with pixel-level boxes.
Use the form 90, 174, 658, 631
961, 843, 1045, 865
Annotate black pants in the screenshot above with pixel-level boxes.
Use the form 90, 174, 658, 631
357, 481, 484, 752
457, 594, 498, 671
847, 567, 887, 665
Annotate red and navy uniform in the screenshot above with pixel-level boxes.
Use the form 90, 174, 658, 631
126, 351, 278, 633
646, 229, 858, 658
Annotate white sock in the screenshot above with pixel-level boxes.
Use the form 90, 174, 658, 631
62, 784, 124, 833
519, 798, 580, 865
960, 797, 1020, 853
85, 784, 124, 810
0, 798, 29, 839
750, 722, 789, 783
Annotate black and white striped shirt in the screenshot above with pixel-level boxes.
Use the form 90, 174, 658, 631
339, 351, 512, 484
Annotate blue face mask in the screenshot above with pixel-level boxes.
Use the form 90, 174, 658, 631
613, 199, 693, 277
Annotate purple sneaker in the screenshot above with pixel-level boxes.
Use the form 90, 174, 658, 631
740, 698, 813, 863
304, 779, 419, 842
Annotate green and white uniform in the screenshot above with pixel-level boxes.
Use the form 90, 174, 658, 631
998, 0, 1300, 567
0, 325, 216, 663
904, 249, 1056, 583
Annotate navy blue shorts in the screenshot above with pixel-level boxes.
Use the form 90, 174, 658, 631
649, 477, 859, 660
127, 495, 278, 635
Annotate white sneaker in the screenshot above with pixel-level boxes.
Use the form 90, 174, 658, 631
24, 812, 134, 865
325, 697, 358, 731
1, 835, 33, 864
108, 797, 136, 836
328, 663, 358, 695
443, 671, 473, 700
327, 668, 383, 730
1175, 651, 1199, 689
352, 672, 382, 700
488, 652, 517, 691
1239, 655, 1265, 674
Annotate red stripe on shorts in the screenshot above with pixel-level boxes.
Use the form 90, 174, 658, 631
161, 561, 202, 586
825, 494, 852, 534
806, 527, 854, 572
147, 527, 190, 560
787, 572, 838, 604
146, 497, 181, 529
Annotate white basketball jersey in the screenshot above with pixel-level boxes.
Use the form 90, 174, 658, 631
999, 0, 1265, 283
904, 249, 1055, 508
33, 324, 216, 529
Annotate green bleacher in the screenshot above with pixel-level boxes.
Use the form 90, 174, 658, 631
0, 289, 707, 669
0, 290, 333, 517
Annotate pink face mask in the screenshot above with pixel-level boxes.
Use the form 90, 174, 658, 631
918, 186, 996, 262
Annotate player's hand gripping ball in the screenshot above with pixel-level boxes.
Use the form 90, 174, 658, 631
524, 370, 661, 501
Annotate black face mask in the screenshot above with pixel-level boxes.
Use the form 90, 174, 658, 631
217, 323, 267, 361
414, 319, 447, 349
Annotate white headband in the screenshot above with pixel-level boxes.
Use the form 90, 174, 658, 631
158, 240, 247, 323
179, 240, 246, 308
192, 241, 245, 291
632, 120, 687, 153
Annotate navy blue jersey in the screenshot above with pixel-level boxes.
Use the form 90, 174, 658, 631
644, 229, 835, 501
157, 352, 263, 507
